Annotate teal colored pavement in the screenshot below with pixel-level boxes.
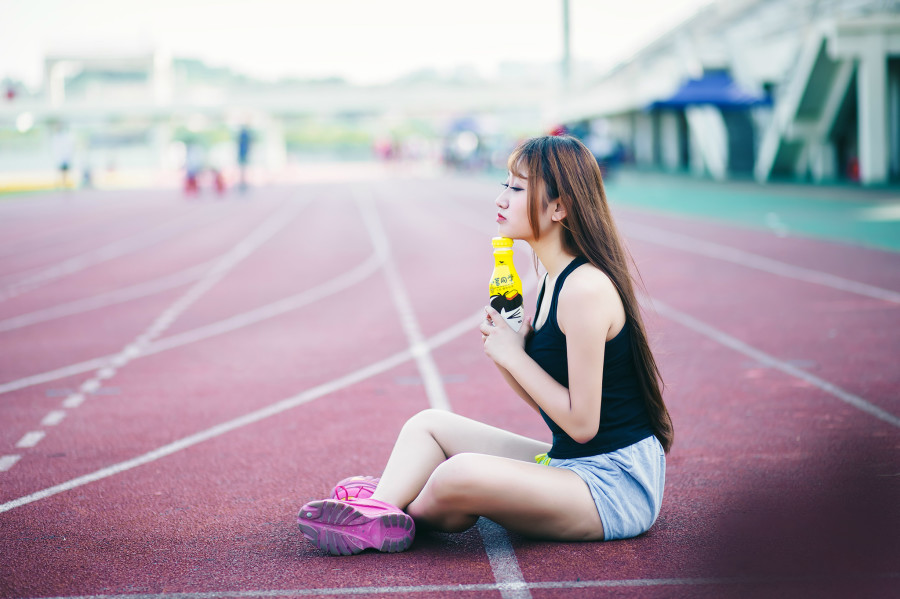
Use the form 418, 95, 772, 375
603, 170, 900, 253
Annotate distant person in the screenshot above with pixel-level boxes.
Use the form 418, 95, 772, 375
237, 126, 252, 191
184, 140, 204, 196
51, 124, 75, 189
296, 135, 673, 555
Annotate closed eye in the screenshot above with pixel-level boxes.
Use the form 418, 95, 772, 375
501, 183, 524, 192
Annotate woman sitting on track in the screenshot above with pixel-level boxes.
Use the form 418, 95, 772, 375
297, 135, 674, 555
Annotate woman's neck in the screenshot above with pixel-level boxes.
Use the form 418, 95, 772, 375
531, 233, 576, 280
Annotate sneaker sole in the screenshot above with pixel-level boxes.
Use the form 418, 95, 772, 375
297, 500, 414, 556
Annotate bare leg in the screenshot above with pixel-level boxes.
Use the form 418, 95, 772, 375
371, 409, 551, 510
407, 453, 605, 541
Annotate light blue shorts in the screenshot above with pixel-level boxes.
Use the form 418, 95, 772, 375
546, 435, 666, 541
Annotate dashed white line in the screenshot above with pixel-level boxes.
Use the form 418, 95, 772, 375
0, 455, 21, 471
41, 411, 67, 426
0, 201, 306, 473
16, 431, 46, 448
0, 255, 383, 397
62, 394, 85, 408
79, 379, 101, 394
96, 367, 116, 380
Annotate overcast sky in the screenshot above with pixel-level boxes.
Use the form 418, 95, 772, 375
0, 0, 714, 88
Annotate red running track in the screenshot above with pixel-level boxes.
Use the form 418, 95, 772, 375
0, 171, 898, 598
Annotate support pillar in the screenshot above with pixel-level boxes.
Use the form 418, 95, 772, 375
857, 43, 889, 185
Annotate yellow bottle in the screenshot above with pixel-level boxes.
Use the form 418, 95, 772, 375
489, 237, 524, 332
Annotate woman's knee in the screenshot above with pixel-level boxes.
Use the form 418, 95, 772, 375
400, 409, 455, 444
427, 453, 483, 506
402, 408, 446, 432
410, 455, 482, 532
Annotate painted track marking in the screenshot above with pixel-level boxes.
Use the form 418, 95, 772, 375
0, 454, 21, 471
1, 201, 306, 471
0, 205, 217, 302
0, 261, 212, 333
620, 219, 900, 304
357, 193, 451, 412
17, 572, 900, 599
0, 305, 483, 513
15, 431, 45, 448
0, 254, 382, 396
444, 196, 900, 304
647, 296, 900, 428
358, 190, 531, 599
3, 182, 895, 597
445, 196, 899, 424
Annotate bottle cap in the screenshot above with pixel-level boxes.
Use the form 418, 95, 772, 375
491, 237, 514, 248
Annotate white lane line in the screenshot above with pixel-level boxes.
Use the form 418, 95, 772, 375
22, 572, 900, 598
15, 431, 45, 448
0, 255, 383, 397
0, 261, 211, 333
357, 190, 531, 599
0, 455, 21, 471
0, 201, 306, 474
0, 303, 484, 513
620, 220, 900, 304
477, 519, 532, 599
647, 296, 900, 428
41, 411, 67, 426
0, 333, 413, 512
0, 207, 210, 302
146, 255, 382, 355
356, 195, 451, 412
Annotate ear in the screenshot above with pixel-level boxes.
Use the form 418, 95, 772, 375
551, 202, 567, 222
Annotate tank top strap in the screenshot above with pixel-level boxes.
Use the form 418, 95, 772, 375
548, 256, 589, 330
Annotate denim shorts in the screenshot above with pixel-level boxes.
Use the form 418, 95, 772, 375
544, 435, 666, 540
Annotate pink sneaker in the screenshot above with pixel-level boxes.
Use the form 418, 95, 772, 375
297, 497, 414, 555
331, 475, 379, 501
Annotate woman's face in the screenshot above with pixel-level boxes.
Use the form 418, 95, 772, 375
495, 170, 532, 240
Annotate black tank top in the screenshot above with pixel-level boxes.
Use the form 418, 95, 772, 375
524, 256, 655, 458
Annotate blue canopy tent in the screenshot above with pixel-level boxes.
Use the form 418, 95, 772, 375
649, 71, 771, 110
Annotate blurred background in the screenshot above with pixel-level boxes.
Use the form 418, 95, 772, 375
0, 0, 898, 193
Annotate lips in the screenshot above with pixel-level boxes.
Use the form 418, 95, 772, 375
496, 213, 507, 223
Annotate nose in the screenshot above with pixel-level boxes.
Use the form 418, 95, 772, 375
495, 192, 508, 209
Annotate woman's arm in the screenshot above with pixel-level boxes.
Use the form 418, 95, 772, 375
482, 268, 619, 443
493, 362, 542, 414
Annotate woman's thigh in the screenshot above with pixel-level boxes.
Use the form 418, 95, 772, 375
409, 452, 604, 541
412, 409, 550, 463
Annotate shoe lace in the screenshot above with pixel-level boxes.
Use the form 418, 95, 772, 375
334, 485, 352, 501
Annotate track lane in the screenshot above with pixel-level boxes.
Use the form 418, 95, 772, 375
1, 174, 897, 598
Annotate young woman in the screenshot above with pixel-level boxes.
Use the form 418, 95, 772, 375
297, 135, 674, 555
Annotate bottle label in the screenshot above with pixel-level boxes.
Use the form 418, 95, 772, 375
490, 266, 523, 332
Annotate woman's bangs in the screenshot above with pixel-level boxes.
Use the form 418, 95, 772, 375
506, 150, 529, 180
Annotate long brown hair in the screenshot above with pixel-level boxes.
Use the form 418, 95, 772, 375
508, 135, 674, 453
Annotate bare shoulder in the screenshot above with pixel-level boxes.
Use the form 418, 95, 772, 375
557, 262, 625, 337
560, 263, 620, 304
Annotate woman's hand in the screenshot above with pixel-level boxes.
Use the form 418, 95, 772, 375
480, 306, 531, 368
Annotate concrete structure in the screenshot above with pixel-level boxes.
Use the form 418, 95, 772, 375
558, 0, 900, 186
0, 50, 560, 182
